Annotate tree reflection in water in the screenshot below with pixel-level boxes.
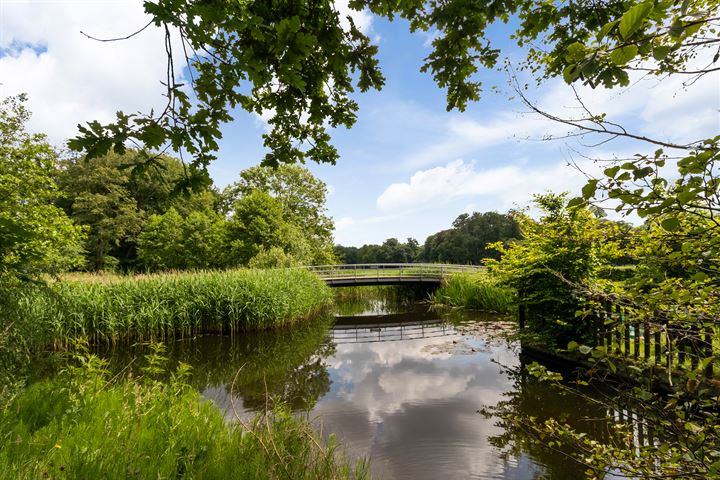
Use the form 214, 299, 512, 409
102, 315, 336, 414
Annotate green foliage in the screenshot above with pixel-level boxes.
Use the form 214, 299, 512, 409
223, 164, 334, 242
0, 95, 85, 281
224, 164, 336, 265
69, 0, 385, 171
249, 247, 303, 269
69, 1, 715, 171
137, 208, 228, 270
421, 211, 521, 264
430, 272, 516, 315
227, 191, 292, 265
56, 151, 218, 271
13, 268, 333, 347
0, 95, 85, 393
0, 354, 368, 479
487, 193, 604, 344
489, 363, 720, 479
621, 213, 719, 322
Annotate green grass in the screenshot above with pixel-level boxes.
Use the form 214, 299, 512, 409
12, 268, 334, 348
430, 272, 516, 316
0, 352, 368, 480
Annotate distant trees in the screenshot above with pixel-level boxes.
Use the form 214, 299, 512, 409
335, 212, 520, 265
422, 212, 521, 264
335, 238, 420, 264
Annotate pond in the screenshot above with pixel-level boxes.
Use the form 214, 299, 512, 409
100, 291, 627, 479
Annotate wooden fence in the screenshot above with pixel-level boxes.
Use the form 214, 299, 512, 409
590, 301, 717, 377
520, 299, 718, 378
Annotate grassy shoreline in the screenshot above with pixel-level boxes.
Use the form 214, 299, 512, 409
0, 352, 368, 480
12, 268, 333, 349
1, 270, 364, 479
429, 272, 516, 316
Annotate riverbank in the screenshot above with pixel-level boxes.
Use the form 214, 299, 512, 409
0, 350, 368, 480
0, 270, 363, 479
429, 272, 516, 316
9, 268, 333, 349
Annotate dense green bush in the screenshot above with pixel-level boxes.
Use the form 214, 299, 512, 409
487, 194, 603, 345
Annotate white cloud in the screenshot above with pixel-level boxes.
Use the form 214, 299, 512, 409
0, 0, 187, 146
334, 0, 373, 34
0, 0, 376, 146
377, 158, 596, 212
398, 57, 718, 170
399, 112, 571, 169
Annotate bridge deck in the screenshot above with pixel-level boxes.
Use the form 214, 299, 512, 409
305, 263, 484, 287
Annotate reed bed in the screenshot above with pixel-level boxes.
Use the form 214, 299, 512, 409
430, 272, 516, 315
15, 268, 333, 348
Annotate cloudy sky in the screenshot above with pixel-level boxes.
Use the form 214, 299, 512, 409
2, 0, 718, 246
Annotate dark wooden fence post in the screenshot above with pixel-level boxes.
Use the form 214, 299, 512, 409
677, 325, 686, 368
603, 301, 612, 350
623, 308, 631, 357
518, 292, 526, 330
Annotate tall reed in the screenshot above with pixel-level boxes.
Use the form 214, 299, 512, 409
14, 268, 333, 348
430, 272, 516, 315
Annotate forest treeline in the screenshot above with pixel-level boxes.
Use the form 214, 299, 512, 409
334, 211, 522, 265
57, 153, 336, 271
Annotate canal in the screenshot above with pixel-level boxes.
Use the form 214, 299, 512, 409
100, 289, 626, 479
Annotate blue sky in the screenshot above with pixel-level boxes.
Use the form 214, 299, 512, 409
2, 1, 718, 246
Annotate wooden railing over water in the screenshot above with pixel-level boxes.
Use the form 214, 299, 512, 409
305, 263, 484, 287
520, 298, 719, 379
590, 301, 718, 378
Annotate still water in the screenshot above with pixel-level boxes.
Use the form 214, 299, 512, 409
103, 293, 623, 479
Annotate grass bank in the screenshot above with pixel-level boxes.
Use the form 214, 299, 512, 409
430, 272, 516, 316
12, 268, 333, 348
0, 352, 368, 480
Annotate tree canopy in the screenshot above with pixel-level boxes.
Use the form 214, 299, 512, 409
68, 0, 718, 175
422, 211, 521, 264
0, 95, 85, 282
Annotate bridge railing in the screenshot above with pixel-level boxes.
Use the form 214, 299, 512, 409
304, 263, 484, 280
